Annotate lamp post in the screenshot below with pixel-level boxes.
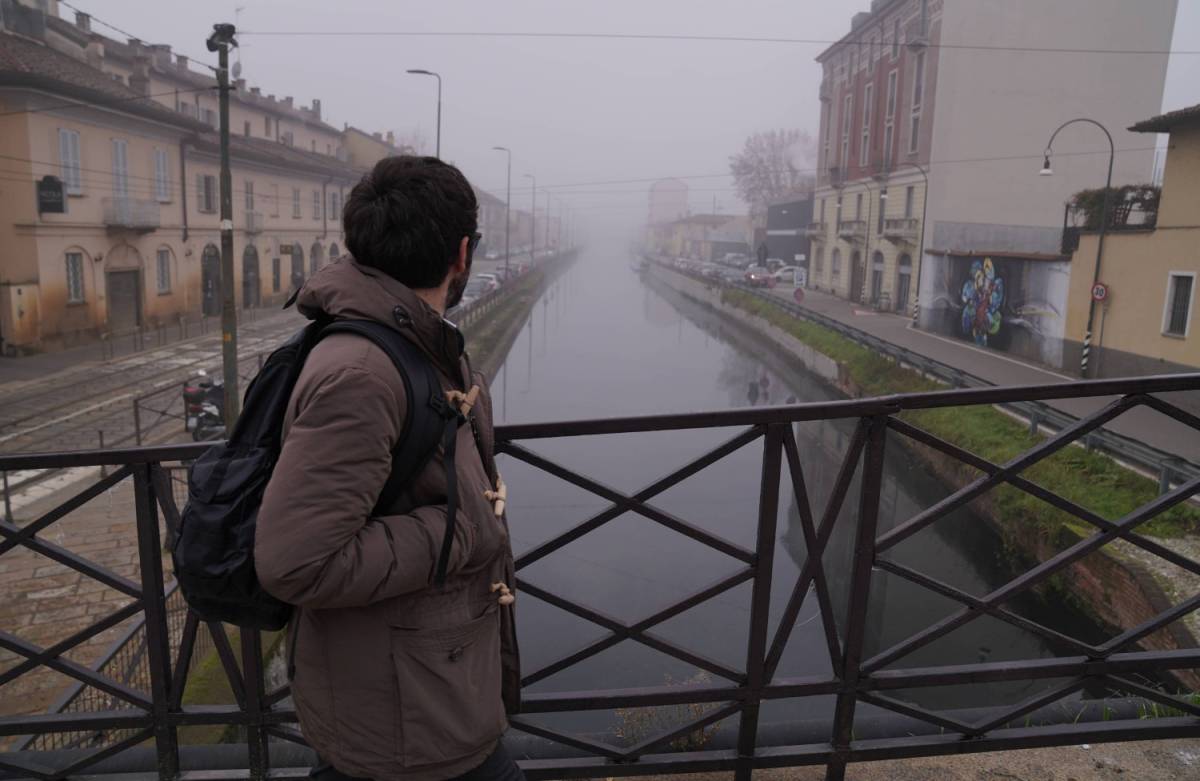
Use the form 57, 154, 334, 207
1041, 118, 1114, 378
492, 146, 511, 277
406, 69, 441, 158
523, 174, 536, 264
880, 161, 929, 322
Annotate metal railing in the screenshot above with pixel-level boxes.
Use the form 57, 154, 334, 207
1, 374, 1199, 780
659, 258, 1200, 491
244, 211, 265, 235
882, 218, 919, 240
837, 220, 866, 240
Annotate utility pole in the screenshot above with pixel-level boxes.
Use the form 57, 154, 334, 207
544, 191, 551, 250
492, 146, 511, 276
208, 23, 240, 428
523, 174, 536, 263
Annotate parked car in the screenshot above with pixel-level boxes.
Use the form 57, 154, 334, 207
716, 267, 744, 284
473, 273, 500, 293
484, 250, 500, 260
773, 266, 802, 286
744, 265, 776, 288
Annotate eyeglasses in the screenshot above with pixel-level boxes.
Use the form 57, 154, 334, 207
468, 232, 482, 254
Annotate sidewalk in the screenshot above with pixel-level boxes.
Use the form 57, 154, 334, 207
771, 285, 1200, 464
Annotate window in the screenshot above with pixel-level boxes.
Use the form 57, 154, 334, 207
272, 256, 281, 292
245, 180, 255, 211
264, 115, 272, 136
883, 124, 894, 168
822, 103, 832, 173
179, 103, 196, 119
886, 70, 898, 119
1164, 273, 1195, 337
330, 190, 341, 218
58, 129, 81, 194
840, 94, 853, 170
270, 184, 280, 217
66, 252, 85, 303
832, 248, 842, 278
855, 193, 863, 221
153, 148, 170, 202
292, 188, 301, 218
905, 186, 915, 219
860, 83, 873, 167
815, 247, 824, 274
819, 198, 826, 224
892, 19, 901, 58
196, 174, 216, 213
878, 192, 886, 234
313, 189, 321, 219
244, 120, 251, 137
202, 107, 218, 129
156, 248, 171, 294
910, 50, 926, 153
111, 139, 128, 197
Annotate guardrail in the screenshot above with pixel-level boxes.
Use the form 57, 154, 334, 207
1, 375, 1199, 779
655, 257, 1200, 493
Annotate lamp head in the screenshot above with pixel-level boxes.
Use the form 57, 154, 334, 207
1039, 154, 1054, 177
880, 188, 889, 200
407, 69, 431, 75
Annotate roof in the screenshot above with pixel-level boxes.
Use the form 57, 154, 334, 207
187, 133, 357, 179
0, 29, 208, 132
1129, 104, 1200, 133
473, 187, 506, 209
816, 0, 907, 63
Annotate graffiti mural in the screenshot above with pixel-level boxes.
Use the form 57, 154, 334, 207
960, 258, 1005, 346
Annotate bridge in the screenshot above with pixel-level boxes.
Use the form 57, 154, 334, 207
1, 375, 1199, 781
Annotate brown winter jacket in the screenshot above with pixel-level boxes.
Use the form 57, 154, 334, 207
255, 257, 519, 781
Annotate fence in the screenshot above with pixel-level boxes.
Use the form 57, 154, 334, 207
660, 258, 1200, 494
1, 374, 1199, 780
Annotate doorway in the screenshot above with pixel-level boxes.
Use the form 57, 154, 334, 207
849, 250, 864, 303
106, 270, 142, 332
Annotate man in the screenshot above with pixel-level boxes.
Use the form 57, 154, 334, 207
256, 156, 522, 781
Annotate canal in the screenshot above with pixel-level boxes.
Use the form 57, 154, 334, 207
491, 245, 1106, 739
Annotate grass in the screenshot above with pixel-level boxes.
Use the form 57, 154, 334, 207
178, 628, 282, 745
462, 266, 548, 373
722, 288, 1200, 539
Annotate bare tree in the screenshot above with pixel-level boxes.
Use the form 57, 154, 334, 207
729, 129, 816, 220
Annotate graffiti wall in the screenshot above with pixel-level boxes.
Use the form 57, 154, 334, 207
919, 253, 1070, 369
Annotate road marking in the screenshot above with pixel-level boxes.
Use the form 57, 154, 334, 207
0, 392, 137, 444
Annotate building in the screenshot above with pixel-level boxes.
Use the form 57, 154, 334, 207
808, 0, 1175, 367
342, 126, 407, 170
647, 178, 688, 226
764, 195, 814, 275
0, 0, 365, 353
1062, 105, 1200, 381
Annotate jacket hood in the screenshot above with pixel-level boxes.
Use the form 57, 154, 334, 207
294, 256, 466, 382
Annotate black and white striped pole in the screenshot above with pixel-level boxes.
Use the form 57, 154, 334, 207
1041, 118, 1114, 379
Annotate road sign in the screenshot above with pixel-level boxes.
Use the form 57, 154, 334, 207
1092, 282, 1109, 303
793, 287, 805, 305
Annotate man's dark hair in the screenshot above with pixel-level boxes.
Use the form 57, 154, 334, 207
342, 156, 479, 289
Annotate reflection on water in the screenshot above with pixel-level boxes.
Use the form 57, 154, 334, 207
494, 246, 1105, 734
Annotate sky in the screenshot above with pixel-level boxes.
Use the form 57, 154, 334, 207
64, 0, 1200, 241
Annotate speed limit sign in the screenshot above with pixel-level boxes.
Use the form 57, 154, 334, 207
1092, 282, 1109, 302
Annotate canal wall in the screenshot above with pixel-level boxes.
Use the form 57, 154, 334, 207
647, 261, 1200, 686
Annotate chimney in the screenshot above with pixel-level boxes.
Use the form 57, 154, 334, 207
283, 96, 293, 108
75, 11, 91, 32
235, 78, 246, 91
176, 53, 188, 71
267, 94, 275, 102
129, 54, 151, 97
86, 33, 105, 69
386, 130, 395, 147
311, 98, 321, 119
250, 86, 261, 96
150, 44, 171, 70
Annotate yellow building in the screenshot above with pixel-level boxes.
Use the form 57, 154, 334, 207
1065, 105, 1200, 378
0, 2, 368, 353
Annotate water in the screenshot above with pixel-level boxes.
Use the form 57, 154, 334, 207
491, 245, 1104, 738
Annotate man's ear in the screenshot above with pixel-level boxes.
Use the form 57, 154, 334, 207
453, 236, 470, 275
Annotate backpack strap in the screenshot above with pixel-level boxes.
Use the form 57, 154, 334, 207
317, 320, 463, 585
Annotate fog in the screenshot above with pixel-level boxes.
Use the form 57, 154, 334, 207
70, 0, 1200, 244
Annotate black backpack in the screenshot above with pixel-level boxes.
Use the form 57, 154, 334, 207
172, 318, 464, 631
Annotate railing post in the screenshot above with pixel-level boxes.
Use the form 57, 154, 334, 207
242, 628, 270, 781
134, 399, 143, 447
132, 463, 180, 780
734, 424, 783, 781
2, 470, 11, 523
98, 431, 107, 478
1159, 460, 1175, 496
826, 415, 887, 781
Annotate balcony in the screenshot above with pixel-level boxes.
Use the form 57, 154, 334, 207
803, 222, 828, 240
883, 217, 920, 242
102, 197, 159, 233
837, 219, 867, 241
244, 210, 265, 235
906, 16, 929, 49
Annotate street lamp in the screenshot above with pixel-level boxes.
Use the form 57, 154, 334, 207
1041, 118, 1115, 378
523, 174, 536, 264
492, 146, 511, 277
406, 69, 441, 158
881, 161, 929, 322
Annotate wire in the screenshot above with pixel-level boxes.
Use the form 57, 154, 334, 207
238, 29, 1200, 57
0, 86, 216, 118
58, 0, 218, 72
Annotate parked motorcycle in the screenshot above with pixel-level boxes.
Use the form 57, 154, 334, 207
183, 370, 226, 441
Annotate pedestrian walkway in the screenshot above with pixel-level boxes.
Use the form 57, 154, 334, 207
771, 285, 1200, 464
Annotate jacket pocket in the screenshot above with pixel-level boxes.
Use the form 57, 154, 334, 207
391, 607, 506, 768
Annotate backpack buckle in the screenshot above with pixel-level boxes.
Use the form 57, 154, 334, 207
429, 392, 464, 423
